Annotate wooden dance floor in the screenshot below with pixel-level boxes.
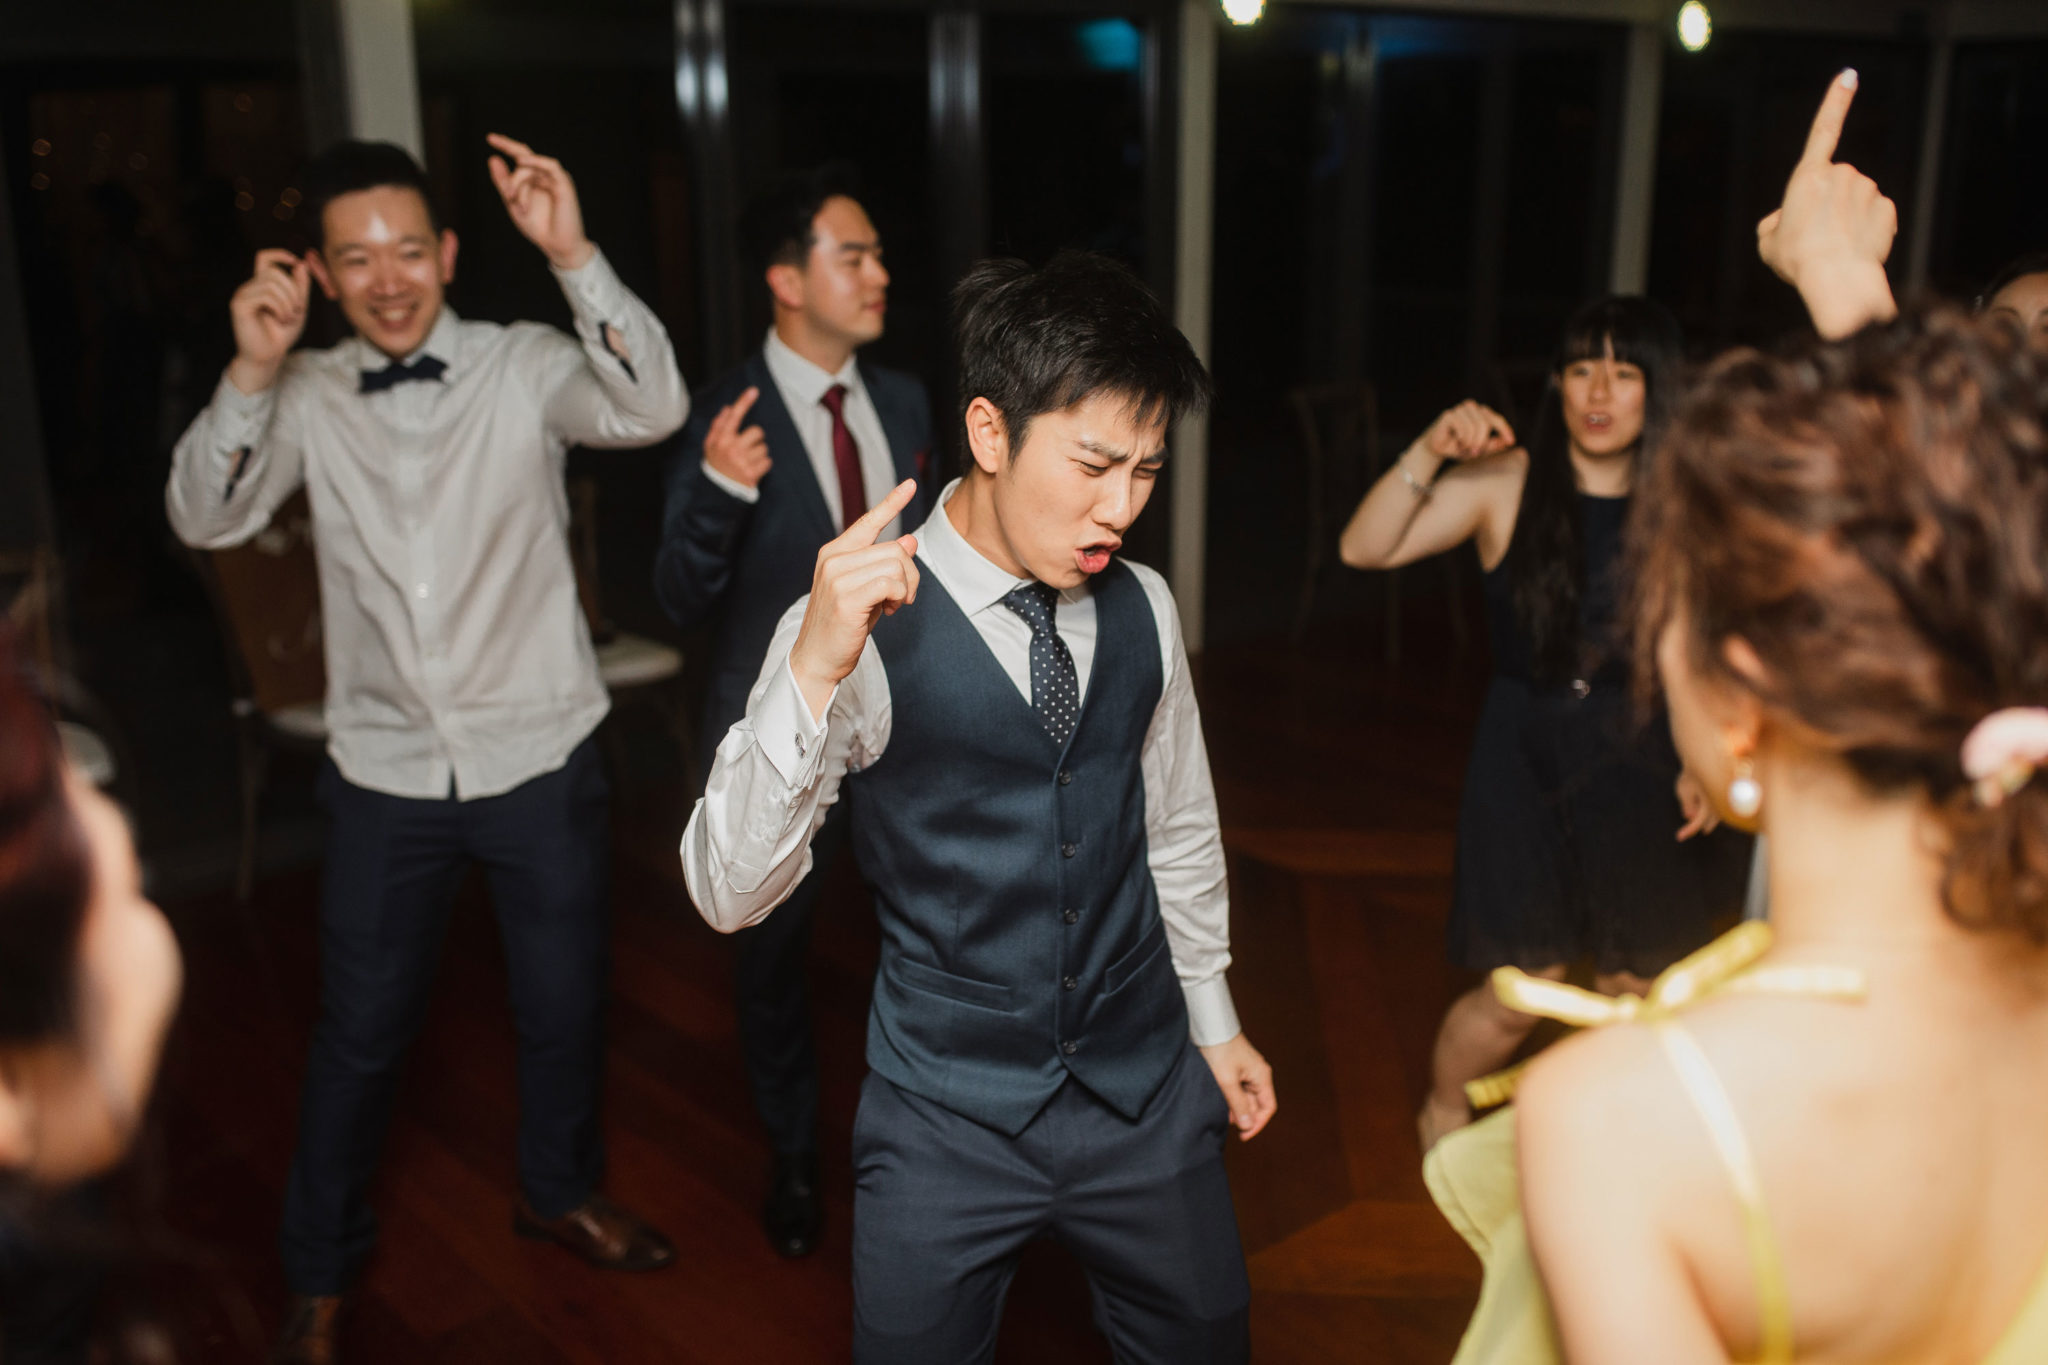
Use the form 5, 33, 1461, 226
148, 629, 1488, 1361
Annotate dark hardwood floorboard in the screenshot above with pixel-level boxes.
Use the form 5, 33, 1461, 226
144, 625, 1489, 1360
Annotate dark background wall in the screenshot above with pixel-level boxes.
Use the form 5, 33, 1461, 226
4, 1, 2047, 893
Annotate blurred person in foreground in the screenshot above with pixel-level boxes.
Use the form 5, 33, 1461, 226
1428, 73, 2048, 1364
654, 164, 931, 1259
0, 628, 182, 1360
165, 136, 688, 1363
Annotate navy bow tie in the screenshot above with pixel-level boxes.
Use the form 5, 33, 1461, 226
359, 354, 448, 394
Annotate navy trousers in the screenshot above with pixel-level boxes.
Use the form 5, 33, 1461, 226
733, 801, 850, 1156
850, 1040, 1251, 1364
280, 739, 611, 1295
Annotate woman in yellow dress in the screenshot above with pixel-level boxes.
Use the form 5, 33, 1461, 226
1430, 72, 2048, 1363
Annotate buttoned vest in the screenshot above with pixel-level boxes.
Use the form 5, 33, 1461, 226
845, 558, 1188, 1135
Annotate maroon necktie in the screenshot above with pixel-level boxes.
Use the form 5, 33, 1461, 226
820, 384, 866, 532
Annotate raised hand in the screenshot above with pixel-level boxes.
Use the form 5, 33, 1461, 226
1757, 70, 1899, 338
1421, 400, 1517, 463
485, 133, 593, 271
226, 249, 311, 395
704, 387, 773, 490
789, 479, 921, 720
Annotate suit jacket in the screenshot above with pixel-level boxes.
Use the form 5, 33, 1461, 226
654, 349, 935, 764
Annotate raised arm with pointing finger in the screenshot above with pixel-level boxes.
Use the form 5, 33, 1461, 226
1758, 69, 1901, 340
685, 250, 1272, 1363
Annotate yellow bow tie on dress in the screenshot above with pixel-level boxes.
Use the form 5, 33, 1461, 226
1465, 922, 1867, 1110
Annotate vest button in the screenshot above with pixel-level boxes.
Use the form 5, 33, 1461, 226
1061, 842, 1076, 858
1062, 908, 1079, 924
1061, 1040, 1078, 1056
1058, 769, 1072, 786
1062, 975, 1077, 991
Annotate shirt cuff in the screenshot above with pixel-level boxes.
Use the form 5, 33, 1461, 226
701, 460, 762, 504
210, 369, 277, 466
756, 650, 834, 788
1182, 976, 1242, 1049
215, 366, 277, 422
552, 244, 632, 327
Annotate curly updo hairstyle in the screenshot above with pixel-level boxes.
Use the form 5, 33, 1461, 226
1632, 307, 2048, 939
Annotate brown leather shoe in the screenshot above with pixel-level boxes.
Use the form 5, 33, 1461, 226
512, 1193, 676, 1271
272, 1294, 342, 1365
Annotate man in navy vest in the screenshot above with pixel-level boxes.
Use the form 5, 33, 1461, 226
684, 252, 1275, 1361
654, 164, 931, 1259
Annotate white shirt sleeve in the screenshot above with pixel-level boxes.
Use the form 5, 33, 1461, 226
681, 598, 891, 931
164, 366, 307, 550
1132, 566, 1242, 1048
541, 245, 690, 447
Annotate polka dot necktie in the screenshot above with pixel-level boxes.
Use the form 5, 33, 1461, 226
1001, 582, 1079, 746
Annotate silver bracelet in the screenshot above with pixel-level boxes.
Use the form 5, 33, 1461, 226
1399, 458, 1434, 502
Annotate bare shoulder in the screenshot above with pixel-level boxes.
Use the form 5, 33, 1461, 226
1518, 1023, 1745, 1365
1515, 1024, 1708, 1286
1516, 1022, 1684, 1188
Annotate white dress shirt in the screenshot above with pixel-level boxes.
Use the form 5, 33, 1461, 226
700, 328, 903, 539
166, 248, 689, 800
682, 479, 1242, 1047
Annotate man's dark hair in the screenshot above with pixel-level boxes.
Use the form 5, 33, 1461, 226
950, 251, 1211, 460
739, 162, 865, 282
299, 140, 438, 247
1977, 250, 2048, 312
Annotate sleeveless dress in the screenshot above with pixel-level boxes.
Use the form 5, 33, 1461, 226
1424, 924, 2048, 1364
1448, 491, 1751, 976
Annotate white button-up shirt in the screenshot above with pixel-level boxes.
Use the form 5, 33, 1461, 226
700, 328, 903, 539
166, 248, 689, 800
682, 479, 1242, 1047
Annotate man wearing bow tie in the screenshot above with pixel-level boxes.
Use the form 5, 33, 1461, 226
166, 136, 688, 1363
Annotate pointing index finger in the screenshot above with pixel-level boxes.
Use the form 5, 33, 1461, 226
1800, 69, 1859, 168
485, 132, 535, 159
840, 479, 918, 549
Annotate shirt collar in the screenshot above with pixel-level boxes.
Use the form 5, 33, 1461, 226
354, 305, 463, 384
911, 479, 1090, 617
764, 326, 861, 411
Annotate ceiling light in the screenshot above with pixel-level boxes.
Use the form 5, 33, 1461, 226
1221, 0, 1265, 25
1677, 2, 1712, 52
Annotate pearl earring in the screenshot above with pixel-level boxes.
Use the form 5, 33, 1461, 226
1728, 757, 1762, 819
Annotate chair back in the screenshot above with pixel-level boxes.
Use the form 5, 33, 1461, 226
202, 490, 326, 715
1289, 380, 1382, 530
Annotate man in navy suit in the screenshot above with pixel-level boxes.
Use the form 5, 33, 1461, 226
654, 164, 930, 1259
